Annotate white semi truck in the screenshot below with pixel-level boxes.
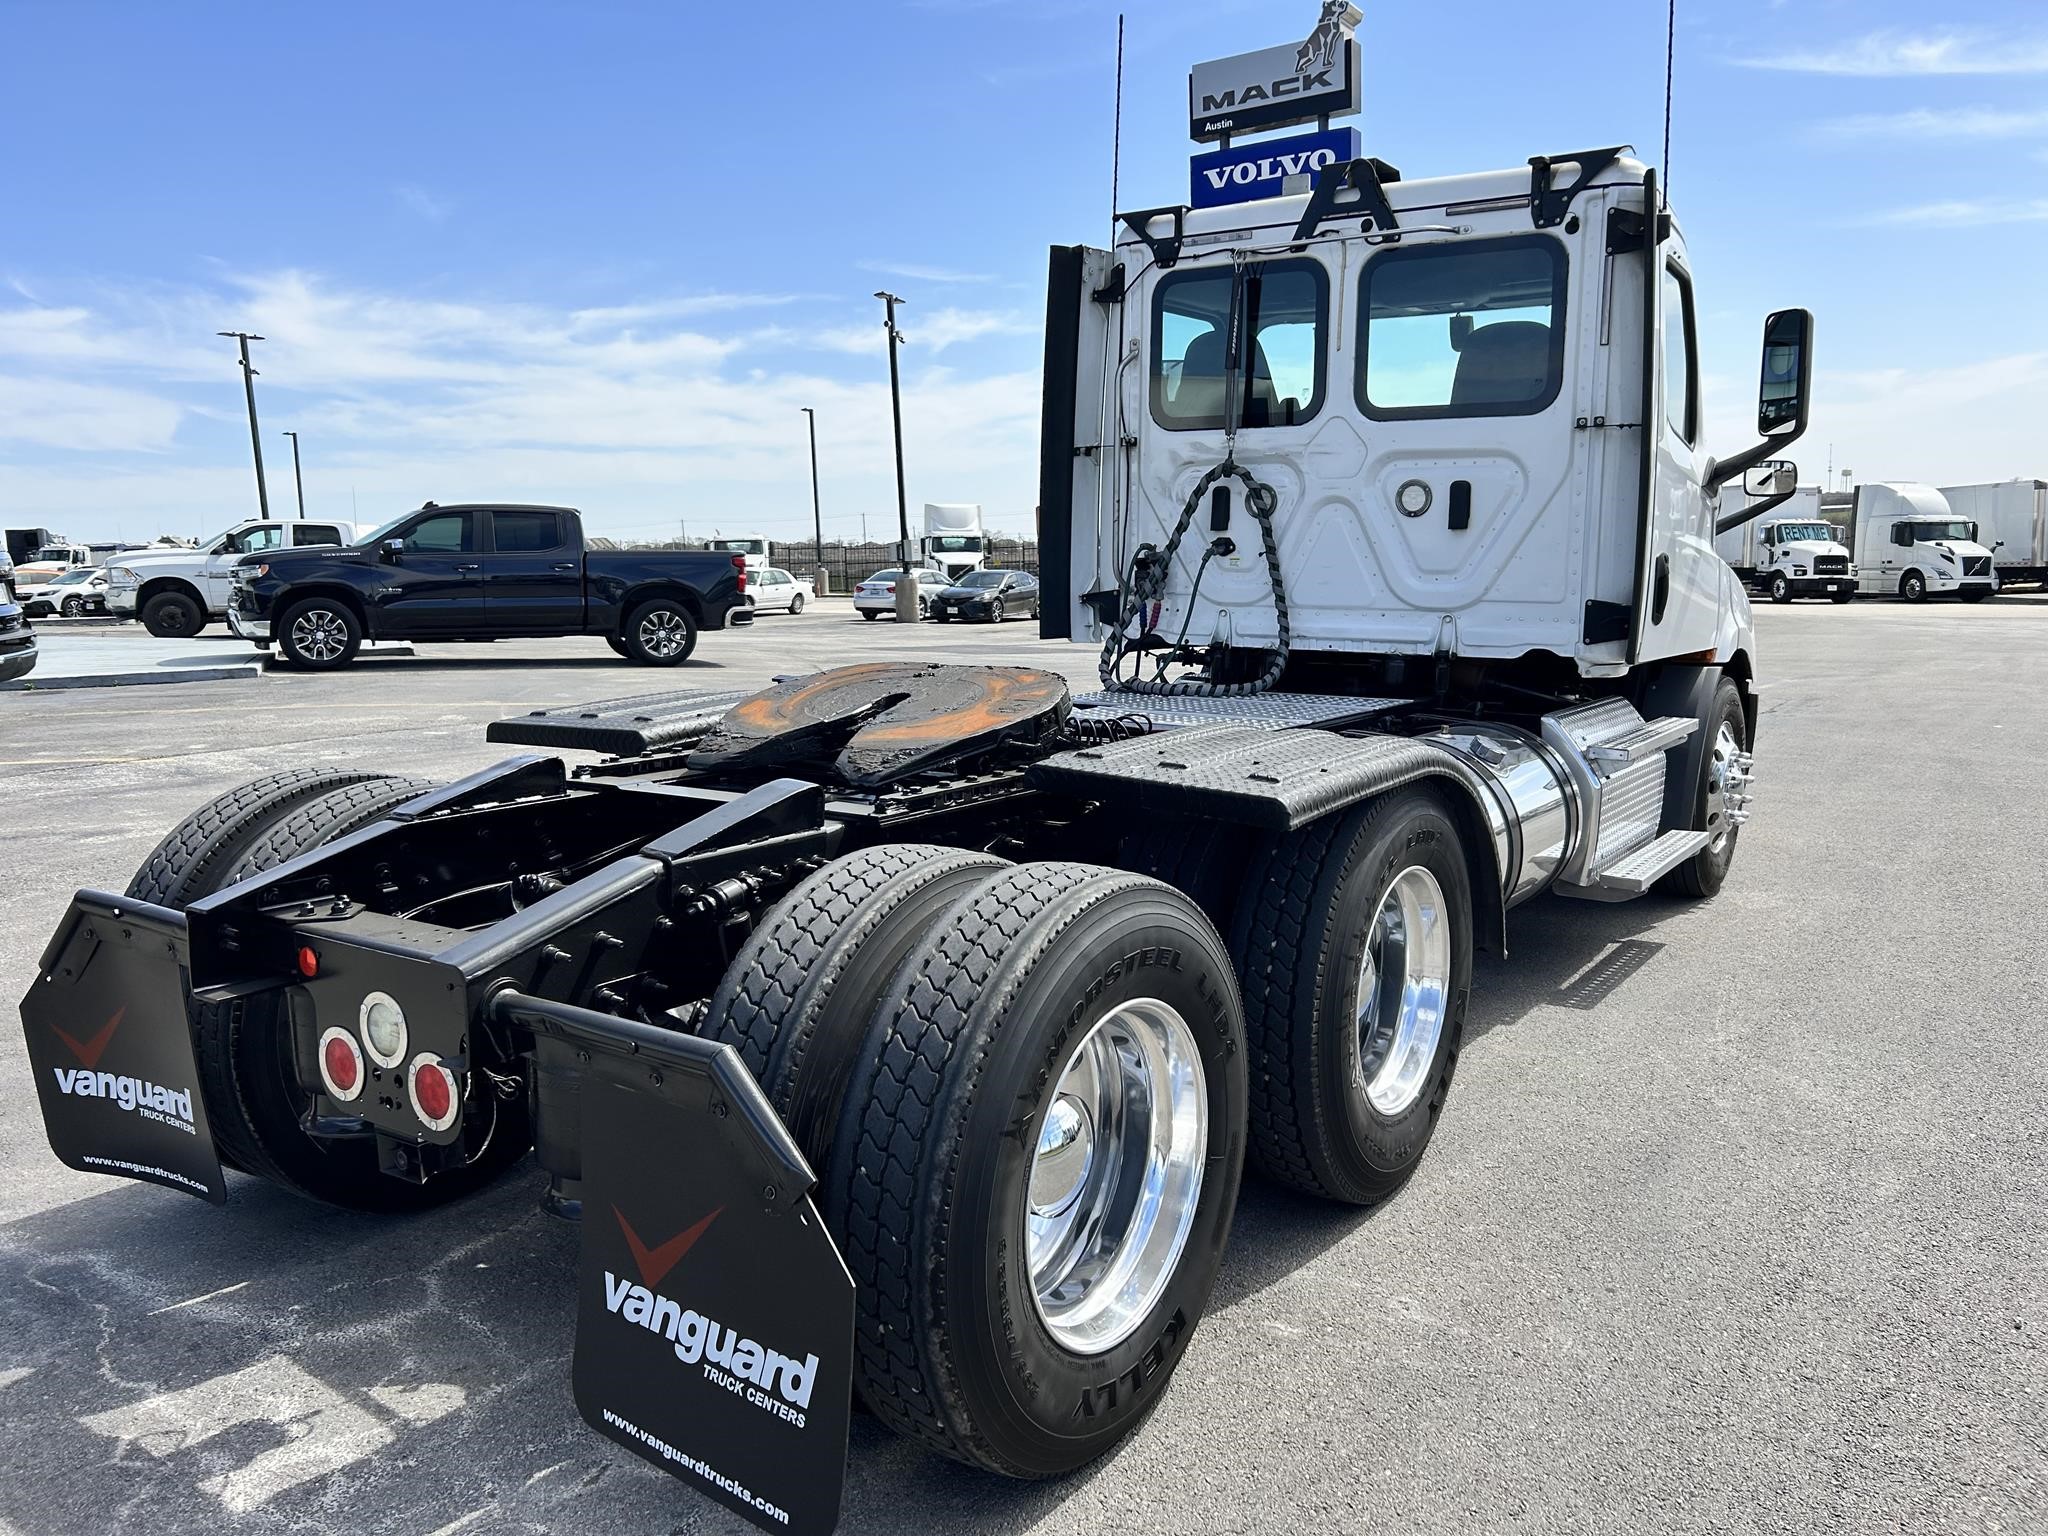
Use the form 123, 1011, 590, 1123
920, 502, 985, 580
711, 534, 773, 573
1939, 479, 2046, 591
14, 62, 1814, 1536
1844, 482, 1998, 602
1712, 485, 1855, 602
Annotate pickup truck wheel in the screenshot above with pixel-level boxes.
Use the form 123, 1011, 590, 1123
702, 844, 1007, 1167
604, 634, 630, 658
1229, 786, 1472, 1206
1660, 676, 1748, 900
1900, 570, 1927, 603
278, 598, 362, 668
622, 598, 697, 664
1768, 573, 1792, 603
141, 590, 205, 638
826, 863, 1246, 1476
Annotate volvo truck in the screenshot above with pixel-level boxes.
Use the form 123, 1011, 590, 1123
920, 502, 986, 580
1846, 482, 1998, 602
1713, 485, 1854, 602
18, 118, 1808, 1536
1940, 479, 2046, 591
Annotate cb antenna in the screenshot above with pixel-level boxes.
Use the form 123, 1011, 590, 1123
1660, 0, 1676, 210
1111, 12, 1125, 230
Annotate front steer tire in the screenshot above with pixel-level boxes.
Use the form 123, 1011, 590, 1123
129, 770, 530, 1208
1229, 787, 1473, 1206
825, 862, 1247, 1477
1660, 675, 1748, 900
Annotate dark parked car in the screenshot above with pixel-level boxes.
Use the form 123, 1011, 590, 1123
227, 503, 751, 669
928, 568, 1039, 623
0, 595, 37, 683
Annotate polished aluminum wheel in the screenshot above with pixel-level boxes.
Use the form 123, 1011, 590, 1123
1025, 998, 1207, 1355
289, 607, 350, 663
1355, 865, 1451, 1117
1703, 718, 1743, 853
636, 608, 689, 658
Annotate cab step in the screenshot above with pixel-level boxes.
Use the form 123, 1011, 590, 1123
1561, 828, 1711, 901
1583, 716, 1696, 773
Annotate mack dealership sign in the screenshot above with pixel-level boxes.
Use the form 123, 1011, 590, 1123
1188, 1, 1363, 142
1190, 127, 1360, 209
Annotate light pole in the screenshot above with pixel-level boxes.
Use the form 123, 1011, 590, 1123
800, 406, 827, 595
219, 331, 271, 519
874, 291, 918, 622
281, 430, 305, 518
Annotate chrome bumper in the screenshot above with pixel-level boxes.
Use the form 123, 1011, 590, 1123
227, 607, 270, 642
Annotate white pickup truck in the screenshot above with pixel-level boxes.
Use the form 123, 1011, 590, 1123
109, 518, 362, 636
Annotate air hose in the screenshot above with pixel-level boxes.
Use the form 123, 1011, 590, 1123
1097, 456, 1290, 698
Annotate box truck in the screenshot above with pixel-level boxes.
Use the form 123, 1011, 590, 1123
1939, 479, 2046, 590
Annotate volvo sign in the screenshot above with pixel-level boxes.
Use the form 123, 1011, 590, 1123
1190, 127, 1361, 209
1188, 2, 1363, 143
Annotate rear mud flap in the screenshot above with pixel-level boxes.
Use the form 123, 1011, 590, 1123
18, 890, 226, 1204
501, 992, 854, 1536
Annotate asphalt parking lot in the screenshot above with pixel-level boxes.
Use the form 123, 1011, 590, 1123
0, 596, 2042, 1536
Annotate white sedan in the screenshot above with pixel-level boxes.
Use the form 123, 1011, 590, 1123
746, 567, 814, 615
18, 567, 110, 618
853, 567, 947, 620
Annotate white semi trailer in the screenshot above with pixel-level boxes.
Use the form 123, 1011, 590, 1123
1845, 483, 1999, 602
1712, 485, 1854, 602
920, 503, 985, 580
1939, 479, 2046, 591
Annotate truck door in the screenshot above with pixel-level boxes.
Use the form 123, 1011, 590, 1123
374, 509, 485, 635
1040, 244, 1118, 640
482, 509, 583, 632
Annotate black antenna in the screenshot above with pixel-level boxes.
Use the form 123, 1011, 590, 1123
1111, 13, 1125, 229
1660, 0, 1675, 210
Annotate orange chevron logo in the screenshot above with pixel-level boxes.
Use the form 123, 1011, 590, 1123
613, 1204, 723, 1291
51, 1008, 124, 1071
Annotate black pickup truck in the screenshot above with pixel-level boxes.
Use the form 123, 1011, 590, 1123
227, 503, 750, 668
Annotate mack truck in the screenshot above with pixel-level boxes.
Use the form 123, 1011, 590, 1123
1712, 485, 1855, 602
19, 145, 1807, 1536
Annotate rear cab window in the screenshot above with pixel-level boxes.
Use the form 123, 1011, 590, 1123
1356, 236, 1568, 420
1151, 258, 1328, 431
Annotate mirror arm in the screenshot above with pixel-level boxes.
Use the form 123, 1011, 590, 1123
1706, 422, 1808, 494
1714, 485, 1797, 537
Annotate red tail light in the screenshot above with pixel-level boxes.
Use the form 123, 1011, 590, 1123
408, 1053, 459, 1131
731, 554, 747, 592
318, 1027, 364, 1102
884, 583, 896, 593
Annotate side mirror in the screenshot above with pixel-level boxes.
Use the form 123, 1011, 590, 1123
1743, 460, 1797, 499
1757, 308, 1812, 437
382, 538, 405, 562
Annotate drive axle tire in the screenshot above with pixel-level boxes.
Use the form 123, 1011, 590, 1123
131, 772, 529, 1209
621, 597, 698, 665
1229, 786, 1473, 1206
277, 597, 362, 669
702, 844, 1008, 1167
825, 863, 1247, 1476
141, 590, 205, 638
1661, 675, 1748, 900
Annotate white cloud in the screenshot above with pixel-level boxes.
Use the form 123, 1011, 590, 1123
0, 273, 1045, 542
1865, 198, 2048, 227
1818, 106, 2048, 140
1740, 30, 2048, 76
857, 260, 994, 285
395, 184, 450, 221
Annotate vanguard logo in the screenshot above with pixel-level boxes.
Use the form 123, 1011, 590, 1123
51, 1067, 195, 1126
604, 1206, 822, 1417
51, 1007, 124, 1071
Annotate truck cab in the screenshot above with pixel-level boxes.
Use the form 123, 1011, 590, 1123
711, 536, 772, 573
1715, 490, 1855, 603
1847, 483, 1998, 603
108, 517, 360, 636
921, 504, 986, 581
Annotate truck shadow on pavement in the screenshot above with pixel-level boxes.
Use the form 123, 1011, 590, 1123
0, 894, 1685, 1536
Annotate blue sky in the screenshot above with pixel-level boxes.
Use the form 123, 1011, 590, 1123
4, 0, 2047, 545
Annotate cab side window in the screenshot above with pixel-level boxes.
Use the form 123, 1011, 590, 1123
1663, 264, 1699, 445
493, 511, 563, 552
404, 512, 475, 553
226, 525, 285, 555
